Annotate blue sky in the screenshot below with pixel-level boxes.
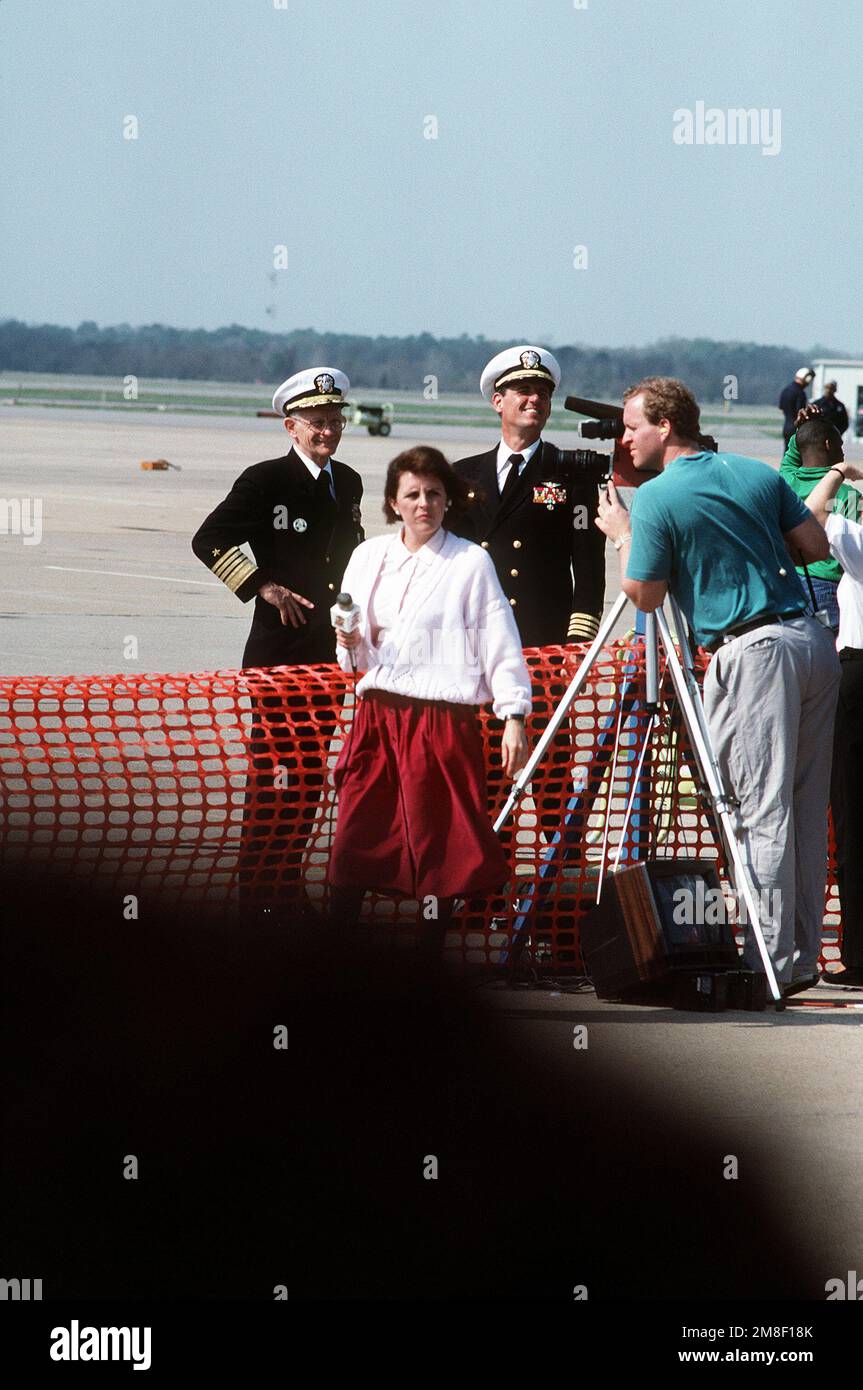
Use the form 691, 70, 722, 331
2, 0, 860, 350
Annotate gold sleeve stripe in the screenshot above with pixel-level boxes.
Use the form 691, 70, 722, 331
213, 561, 249, 589
212, 546, 258, 593
218, 556, 258, 594
213, 552, 248, 582
217, 562, 254, 591
212, 546, 249, 579
567, 612, 600, 641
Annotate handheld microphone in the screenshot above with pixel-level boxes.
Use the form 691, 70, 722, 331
331, 592, 360, 633
331, 592, 361, 673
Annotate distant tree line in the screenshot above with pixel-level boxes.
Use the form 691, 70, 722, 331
0, 318, 850, 403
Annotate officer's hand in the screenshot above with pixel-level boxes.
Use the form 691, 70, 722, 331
501, 719, 529, 779
258, 581, 314, 627
336, 627, 362, 650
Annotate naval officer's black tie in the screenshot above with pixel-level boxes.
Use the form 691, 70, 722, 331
499, 453, 524, 503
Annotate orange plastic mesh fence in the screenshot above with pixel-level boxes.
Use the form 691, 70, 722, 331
0, 643, 841, 970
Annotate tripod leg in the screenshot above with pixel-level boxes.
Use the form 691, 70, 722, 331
494, 590, 630, 835
500, 634, 649, 970
655, 606, 782, 1003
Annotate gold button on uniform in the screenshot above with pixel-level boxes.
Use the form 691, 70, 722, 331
510, 568, 519, 577
513, 539, 522, 549
328, 582, 335, 590
510, 598, 517, 607
481, 541, 489, 549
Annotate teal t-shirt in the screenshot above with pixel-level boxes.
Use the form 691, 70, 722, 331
627, 452, 809, 648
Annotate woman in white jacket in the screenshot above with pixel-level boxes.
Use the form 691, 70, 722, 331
329, 446, 532, 953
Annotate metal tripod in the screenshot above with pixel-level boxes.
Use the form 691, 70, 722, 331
494, 591, 783, 1004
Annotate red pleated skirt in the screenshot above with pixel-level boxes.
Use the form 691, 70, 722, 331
329, 690, 509, 900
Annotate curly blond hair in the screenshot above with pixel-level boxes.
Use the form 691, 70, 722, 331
623, 377, 701, 442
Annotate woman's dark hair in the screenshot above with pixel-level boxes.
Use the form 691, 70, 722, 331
382, 446, 471, 524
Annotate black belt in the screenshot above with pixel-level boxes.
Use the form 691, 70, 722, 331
706, 610, 805, 655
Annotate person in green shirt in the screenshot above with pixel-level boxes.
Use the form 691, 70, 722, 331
780, 406, 861, 631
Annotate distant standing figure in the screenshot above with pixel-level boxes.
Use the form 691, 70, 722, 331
812, 380, 850, 438
778, 367, 815, 448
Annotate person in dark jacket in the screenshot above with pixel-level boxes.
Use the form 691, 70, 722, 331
778, 367, 814, 448
192, 368, 364, 923
450, 345, 605, 647
449, 346, 606, 851
812, 380, 850, 436
192, 367, 363, 667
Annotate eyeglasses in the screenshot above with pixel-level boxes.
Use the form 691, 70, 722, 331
295, 415, 346, 433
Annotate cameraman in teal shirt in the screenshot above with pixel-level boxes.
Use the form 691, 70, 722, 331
596, 377, 839, 996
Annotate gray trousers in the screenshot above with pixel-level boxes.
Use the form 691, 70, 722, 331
703, 615, 840, 983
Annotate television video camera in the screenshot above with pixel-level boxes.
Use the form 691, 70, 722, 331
563, 394, 719, 488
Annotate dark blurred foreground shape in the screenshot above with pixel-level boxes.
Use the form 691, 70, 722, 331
1, 866, 817, 1300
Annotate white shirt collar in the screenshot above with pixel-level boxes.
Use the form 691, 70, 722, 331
388, 523, 448, 569
293, 443, 334, 483
496, 436, 541, 480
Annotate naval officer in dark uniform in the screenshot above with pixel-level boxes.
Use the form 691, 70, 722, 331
450, 346, 606, 853
450, 345, 605, 646
192, 367, 364, 665
192, 368, 364, 922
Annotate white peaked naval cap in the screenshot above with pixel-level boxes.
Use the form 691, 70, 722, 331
273, 367, 351, 415
480, 345, 561, 401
